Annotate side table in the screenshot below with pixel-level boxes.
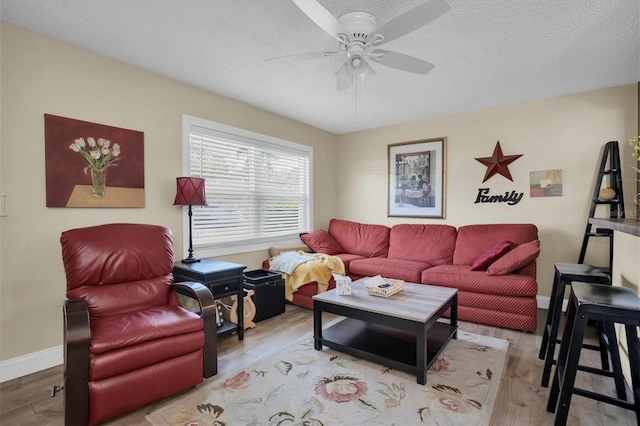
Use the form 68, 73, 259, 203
173, 259, 247, 340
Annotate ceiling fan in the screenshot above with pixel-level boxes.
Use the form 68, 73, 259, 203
266, 0, 451, 90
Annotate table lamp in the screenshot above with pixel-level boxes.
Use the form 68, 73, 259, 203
174, 177, 207, 264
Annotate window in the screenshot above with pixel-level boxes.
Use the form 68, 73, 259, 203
182, 115, 312, 256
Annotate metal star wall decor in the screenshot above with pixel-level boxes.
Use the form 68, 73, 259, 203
474, 141, 523, 182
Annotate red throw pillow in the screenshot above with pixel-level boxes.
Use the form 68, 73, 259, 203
470, 241, 512, 271
301, 230, 344, 255
487, 240, 540, 275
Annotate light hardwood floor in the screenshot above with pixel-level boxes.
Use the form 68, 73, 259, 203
1, 306, 637, 425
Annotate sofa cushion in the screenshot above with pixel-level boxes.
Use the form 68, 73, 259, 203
333, 253, 366, 276
328, 219, 390, 258
300, 230, 344, 255
349, 258, 431, 283
457, 291, 538, 316
453, 223, 538, 265
388, 224, 457, 266
421, 264, 538, 297
455, 298, 537, 333
470, 241, 512, 271
487, 240, 540, 275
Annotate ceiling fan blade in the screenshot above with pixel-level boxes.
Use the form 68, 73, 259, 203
293, 0, 348, 39
265, 51, 342, 64
374, 50, 435, 74
369, 0, 451, 46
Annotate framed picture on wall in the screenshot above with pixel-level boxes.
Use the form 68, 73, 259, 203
387, 137, 446, 218
44, 114, 145, 208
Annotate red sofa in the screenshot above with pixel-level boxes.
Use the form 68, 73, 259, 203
266, 219, 540, 333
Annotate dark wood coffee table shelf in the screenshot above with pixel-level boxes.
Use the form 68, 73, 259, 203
313, 281, 457, 385
320, 318, 456, 375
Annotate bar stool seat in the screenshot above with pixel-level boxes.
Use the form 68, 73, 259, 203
539, 263, 611, 387
547, 282, 640, 426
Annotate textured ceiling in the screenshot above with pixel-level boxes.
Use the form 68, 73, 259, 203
1, 0, 639, 134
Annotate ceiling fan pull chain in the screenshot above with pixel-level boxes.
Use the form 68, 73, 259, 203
354, 79, 358, 127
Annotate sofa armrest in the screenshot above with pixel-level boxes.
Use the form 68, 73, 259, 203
269, 243, 313, 258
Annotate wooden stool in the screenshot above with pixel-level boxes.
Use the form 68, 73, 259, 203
539, 263, 611, 387
547, 282, 640, 426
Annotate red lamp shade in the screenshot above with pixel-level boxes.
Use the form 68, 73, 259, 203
174, 177, 207, 206
174, 177, 207, 264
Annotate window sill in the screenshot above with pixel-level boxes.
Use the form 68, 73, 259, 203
194, 238, 305, 258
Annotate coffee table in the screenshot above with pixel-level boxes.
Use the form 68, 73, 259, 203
313, 281, 457, 385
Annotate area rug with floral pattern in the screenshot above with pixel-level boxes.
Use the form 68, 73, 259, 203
146, 328, 508, 426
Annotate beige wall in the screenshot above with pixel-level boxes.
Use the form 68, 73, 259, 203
335, 85, 638, 300
1, 21, 638, 369
611, 231, 640, 384
0, 23, 338, 362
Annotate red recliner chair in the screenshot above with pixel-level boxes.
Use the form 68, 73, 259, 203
61, 223, 217, 425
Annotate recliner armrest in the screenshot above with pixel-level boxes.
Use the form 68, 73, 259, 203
63, 298, 90, 426
170, 281, 217, 378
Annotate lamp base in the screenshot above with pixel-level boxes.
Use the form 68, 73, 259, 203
181, 257, 200, 264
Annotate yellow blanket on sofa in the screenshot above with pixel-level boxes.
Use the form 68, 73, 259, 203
269, 251, 345, 301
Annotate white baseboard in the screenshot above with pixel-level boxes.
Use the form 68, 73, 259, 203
537, 295, 550, 310
0, 296, 563, 382
537, 295, 568, 312
0, 345, 63, 383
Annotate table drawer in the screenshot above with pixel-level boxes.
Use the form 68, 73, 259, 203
208, 279, 239, 298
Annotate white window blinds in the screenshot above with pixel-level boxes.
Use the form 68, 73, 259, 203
185, 118, 311, 252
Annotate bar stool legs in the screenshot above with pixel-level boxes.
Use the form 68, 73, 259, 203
546, 282, 640, 426
539, 263, 611, 387
625, 324, 640, 426
547, 292, 586, 423
604, 321, 629, 399
539, 266, 562, 361
540, 269, 565, 386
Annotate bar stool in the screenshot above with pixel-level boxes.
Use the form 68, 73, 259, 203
546, 282, 640, 426
539, 263, 612, 387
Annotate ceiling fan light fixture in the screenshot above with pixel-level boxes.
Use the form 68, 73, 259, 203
282, 0, 452, 91
335, 63, 352, 82
347, 54, 367, 74
361, 62, 376, 81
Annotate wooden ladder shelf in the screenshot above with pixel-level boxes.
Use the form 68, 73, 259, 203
578, 141, 625, 268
